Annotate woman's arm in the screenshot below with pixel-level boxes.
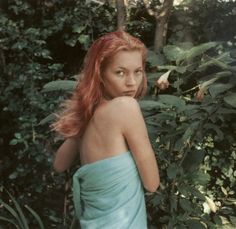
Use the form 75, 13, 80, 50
115, 97, 160, 192
53, 137, 79, 173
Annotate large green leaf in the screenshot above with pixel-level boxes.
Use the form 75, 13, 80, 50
209, 83, 234, 98
139, 100, 168, 110
157, 95, 186, 110
224, 93, 236, 108
186, 42, 218, 60
42, 80, 76, 92
163, 45, 186, 62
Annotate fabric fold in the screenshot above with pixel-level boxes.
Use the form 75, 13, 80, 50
72, 151, 147, 229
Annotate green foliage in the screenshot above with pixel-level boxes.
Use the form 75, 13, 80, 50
145, 34, 236, 228
0, 187, 45, 228
0, 0, 116, 227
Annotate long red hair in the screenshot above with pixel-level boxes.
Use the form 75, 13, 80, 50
52, 30, 147, 138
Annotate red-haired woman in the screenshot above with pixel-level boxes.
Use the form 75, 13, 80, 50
52, 30, 160, 229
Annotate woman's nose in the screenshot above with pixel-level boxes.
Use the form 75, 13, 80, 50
126, 74, 136, 86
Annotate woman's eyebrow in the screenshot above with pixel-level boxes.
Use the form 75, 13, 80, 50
116, 66, 143, 69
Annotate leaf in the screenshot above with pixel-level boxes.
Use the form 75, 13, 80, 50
72, 24, 86, 33
205, 196, 217, 213
9, 139, 18, 145
139, 100, 167, 110
38, 113, 56, 126
179, 198, 192, 212
65, 38, 77, 47
198, 58, 230, 71
25, 205, 45, 229
199, 77, 218, 91
187, 42, 218, 60
0, 216, 18, 227
189, 187, 205, 200
42, 80, 76, 92
170, 195, 177, 212
229, 216, 236, 226
9, 171, 18, 179
192, 171, 210, 185
158, 65, 187, 73
78, 34, 89, 45
181, 121, 199, 147
0, 199, 22, 226
186, 219, 206, 229
163, 45, 186, 62
224, 93, 236, 108
204, 123, 224, 141
147, 50, 165, 66
5, 189, 29, 229
158, 95, 186, 110
230, 49, 236, 58
209, 83, 234, 98
182, 149, 205, 172
167, 164, 179, 179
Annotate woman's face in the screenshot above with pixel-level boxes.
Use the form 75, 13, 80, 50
102, 50, 144, 100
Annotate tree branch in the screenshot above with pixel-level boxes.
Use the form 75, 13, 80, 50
116, 0, 126, 30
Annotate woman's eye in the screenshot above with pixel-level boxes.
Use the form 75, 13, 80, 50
135, 70, 143, 76
115, 71, 125, 76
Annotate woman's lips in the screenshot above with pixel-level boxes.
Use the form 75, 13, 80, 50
123, 90, 136, 96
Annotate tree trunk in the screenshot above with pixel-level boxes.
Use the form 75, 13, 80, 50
143, 0, 174, 53
153, 0, 174, 53
116, 0, 126, 30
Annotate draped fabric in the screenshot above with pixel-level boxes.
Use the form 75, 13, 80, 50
72, 151, 147, 229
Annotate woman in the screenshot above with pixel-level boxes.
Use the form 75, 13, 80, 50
52, 30, 160, 229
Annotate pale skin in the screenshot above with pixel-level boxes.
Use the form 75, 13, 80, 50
53, 50, 160, 192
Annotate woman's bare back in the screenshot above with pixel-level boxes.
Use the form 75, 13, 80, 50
78, 98, 129, 165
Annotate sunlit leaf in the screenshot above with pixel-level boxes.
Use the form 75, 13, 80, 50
42, 80, 76, 92
205, 196, 217, 213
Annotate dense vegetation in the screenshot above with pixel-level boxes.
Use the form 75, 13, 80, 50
0, 0, 236, 228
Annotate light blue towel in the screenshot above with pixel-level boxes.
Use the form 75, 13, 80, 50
72, 151, 147, 229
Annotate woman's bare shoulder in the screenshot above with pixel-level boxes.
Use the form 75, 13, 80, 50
96, 96, 141, 121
